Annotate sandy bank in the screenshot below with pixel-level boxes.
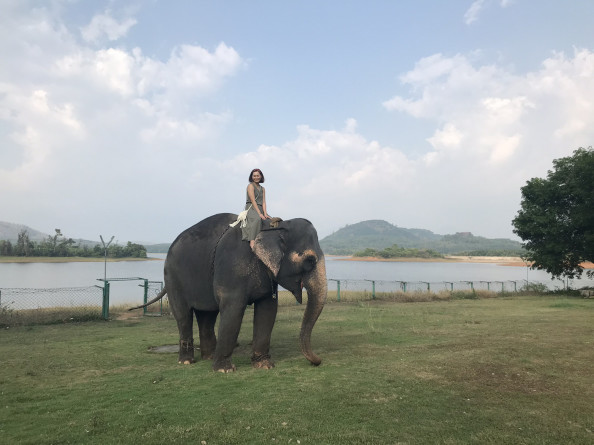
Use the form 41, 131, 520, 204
332, 255, 594, 269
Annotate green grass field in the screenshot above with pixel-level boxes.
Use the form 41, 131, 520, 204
1, 296, 592, 444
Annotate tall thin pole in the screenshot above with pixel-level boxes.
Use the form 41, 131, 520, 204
100, 235, 115, 282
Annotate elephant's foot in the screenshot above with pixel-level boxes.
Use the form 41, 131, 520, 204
198, 342, 215, 360
212, 358, 236, 373
178, 339, 195, 365
215, 364, 236, 373
251, 353, 275, 369
200, 351, 214, 360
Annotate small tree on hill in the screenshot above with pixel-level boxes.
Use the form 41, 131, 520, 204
512, 147, 594, 279
15, 230, 33, 256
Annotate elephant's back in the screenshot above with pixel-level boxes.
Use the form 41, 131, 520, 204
165, 213, 237, 308
170, 213, 237, 247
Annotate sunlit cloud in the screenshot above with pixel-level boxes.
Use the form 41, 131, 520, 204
80, 11, 137, 43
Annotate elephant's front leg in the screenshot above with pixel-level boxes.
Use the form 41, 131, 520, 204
212, 304, 246, 372
252, 297, 278, 369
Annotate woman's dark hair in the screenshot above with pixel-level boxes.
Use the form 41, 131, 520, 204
249, 168, 265, 183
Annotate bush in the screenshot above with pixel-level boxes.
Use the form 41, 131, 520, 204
520, 282, 549, 293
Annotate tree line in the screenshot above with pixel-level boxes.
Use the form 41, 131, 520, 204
0, 229, 147, 258
354, 244, 444, 259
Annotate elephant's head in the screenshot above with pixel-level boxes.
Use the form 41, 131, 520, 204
253, 218, 327, 365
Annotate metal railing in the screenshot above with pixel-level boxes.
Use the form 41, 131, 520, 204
0, 277, 163, 325
324, 279, 541, 301
0, 278, 558, 326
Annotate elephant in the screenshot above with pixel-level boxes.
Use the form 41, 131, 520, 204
133, 213, 327, 372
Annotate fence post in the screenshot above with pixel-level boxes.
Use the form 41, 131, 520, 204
143, 279, 149, 315
365, 280, 376, 299
329, 279, 341, 302
102, 281, 110, 320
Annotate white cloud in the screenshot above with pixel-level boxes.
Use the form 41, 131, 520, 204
81, 11, 137, 43
464, 0, 487, 25
464, 0, 514, 25
426, 123, 463, 151
384, 49, 594, 167
380, 48, 594, 237
93, 48, 136, 95
0, 4, 245, 240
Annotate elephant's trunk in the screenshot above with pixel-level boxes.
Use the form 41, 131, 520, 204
299, 257, 327, 366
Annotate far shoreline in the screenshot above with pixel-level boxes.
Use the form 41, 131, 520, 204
329, 255, 527, 267
329, 255, 594, 269
0, 256, 163, 264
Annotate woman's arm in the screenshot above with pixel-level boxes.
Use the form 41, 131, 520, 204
262, 188, 270, 219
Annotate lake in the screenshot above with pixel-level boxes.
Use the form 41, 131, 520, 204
1, 254, 592, 308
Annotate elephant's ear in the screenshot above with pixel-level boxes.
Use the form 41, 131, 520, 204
253, 229, 286, 278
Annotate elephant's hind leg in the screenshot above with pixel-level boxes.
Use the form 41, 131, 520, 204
175, 306, 196, 365
196, 310, 218, 360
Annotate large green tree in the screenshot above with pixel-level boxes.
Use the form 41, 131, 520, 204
512, 147, 594, 279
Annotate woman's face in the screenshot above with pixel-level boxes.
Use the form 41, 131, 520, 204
251, 171, 262, 183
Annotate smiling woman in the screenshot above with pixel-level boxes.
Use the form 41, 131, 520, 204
241, 168, 271, 250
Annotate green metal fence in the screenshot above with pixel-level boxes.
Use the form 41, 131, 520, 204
0, 277, 164, 326
324, 279, 546, 301
1, 278, 556, 326
0, 286, 104, 326
97, 277, 164, 319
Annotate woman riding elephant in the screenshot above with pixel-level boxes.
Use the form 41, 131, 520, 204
243, 168, 270, 249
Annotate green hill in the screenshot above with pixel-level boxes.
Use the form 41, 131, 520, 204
320, 220, 523, 256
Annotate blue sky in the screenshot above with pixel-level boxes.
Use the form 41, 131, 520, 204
2, 0, 594, 244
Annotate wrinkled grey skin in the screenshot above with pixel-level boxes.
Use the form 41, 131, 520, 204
154, 213, 327, 372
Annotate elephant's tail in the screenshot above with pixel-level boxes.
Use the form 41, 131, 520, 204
128, 288, 167, 311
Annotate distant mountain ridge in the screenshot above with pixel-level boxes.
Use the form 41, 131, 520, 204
2, 220, 523, 256
0, 221, 166, 252
0, 221, 49, 242
0, 221, 99, 248
319, 220, 523, 255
